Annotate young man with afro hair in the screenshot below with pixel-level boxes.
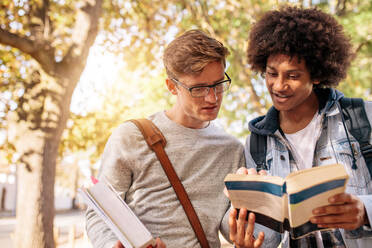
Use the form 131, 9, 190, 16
237, 6, 372, 248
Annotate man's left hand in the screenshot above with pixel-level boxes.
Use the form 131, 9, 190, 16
310, 193, 368, 230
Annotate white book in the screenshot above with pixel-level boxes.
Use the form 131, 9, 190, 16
79, 181, 156, 248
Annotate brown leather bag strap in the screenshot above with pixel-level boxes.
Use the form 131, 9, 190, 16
129, 119, 210, 248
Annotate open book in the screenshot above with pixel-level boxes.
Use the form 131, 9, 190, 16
79, 180, 156, 248
224, 164, 349, 239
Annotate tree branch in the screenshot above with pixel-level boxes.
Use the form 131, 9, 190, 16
41, 0, 52, 38
0, 28, 36, 54
59, 0, 102, 77
0, 29, 57, 75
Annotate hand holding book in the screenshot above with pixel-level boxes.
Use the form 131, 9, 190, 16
310, 192, 368, 230
227, 167, 265, 248
225, 164, 350, 239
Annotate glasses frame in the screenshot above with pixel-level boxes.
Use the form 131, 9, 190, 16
171, 72, 231, 98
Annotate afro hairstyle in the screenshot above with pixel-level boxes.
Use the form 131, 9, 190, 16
247, 6, 353, 87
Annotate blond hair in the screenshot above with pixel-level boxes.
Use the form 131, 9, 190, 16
163, 30, 229, 79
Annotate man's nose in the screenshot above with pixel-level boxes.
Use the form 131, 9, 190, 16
204, 87, 218, 102
272, 75, 287, 92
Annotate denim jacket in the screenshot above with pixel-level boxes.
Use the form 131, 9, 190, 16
245, 88, 372, 247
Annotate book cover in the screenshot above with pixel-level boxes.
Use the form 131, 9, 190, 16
224, 163, 349, 239
79, 181, 156, 248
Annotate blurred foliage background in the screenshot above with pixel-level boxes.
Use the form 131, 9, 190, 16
0, 0, 371, 247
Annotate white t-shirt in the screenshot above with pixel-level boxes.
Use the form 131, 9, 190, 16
285, 112, 322, 170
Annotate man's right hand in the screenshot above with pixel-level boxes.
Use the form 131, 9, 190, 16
114, 238, 166, 248
229, 208, 264, 248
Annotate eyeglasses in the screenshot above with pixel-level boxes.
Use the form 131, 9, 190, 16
171, 72, 231, 98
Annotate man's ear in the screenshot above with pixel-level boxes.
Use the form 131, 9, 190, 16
166, 78, 177, 95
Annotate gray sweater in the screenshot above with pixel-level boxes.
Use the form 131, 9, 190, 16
86, 111, 245, 248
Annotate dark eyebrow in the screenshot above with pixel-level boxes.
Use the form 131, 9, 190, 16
286, 70, 303, 73
266, 66, 303, 73
266, 66, 276, 71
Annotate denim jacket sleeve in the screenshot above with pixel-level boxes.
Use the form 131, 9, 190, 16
363, 101, 372, 227
351, 101, 372, 238
343, 101, 372, 242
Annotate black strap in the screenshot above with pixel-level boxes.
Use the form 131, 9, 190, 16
340, 97, 372, 174
250, 132, 267, 171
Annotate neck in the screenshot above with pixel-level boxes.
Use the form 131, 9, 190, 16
280, 91, 319, 134
165, 106, 210, 129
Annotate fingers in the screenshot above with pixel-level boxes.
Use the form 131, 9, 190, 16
114, 241, 125, 248
247, 168, 258, 175
310, 193, 366, 230
229, 208, 238, 242
328, 193, 354, 204
237, 167, 249, 175
254, 232, 265, 248
258, 170, 267, 176
312, 203, 357, 216
231, 211, 265, 248
236, 209, 248, 245
312, 193, 357, 215
155, 237, 166, 248
244, 212, 255, 245
236, 167, 267, 176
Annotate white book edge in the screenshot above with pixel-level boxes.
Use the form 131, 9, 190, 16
79, 188, 134, 248
79, 182, 156, 248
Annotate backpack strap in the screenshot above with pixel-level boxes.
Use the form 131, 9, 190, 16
250, 132, 268, 171
339, 97, 372, 175
129, 119, 210, 248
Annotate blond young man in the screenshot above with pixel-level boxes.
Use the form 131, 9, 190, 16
86, 30, 260, 248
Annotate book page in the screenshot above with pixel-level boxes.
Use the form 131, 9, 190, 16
225, 174, 285, 230
285, 164, 348, 238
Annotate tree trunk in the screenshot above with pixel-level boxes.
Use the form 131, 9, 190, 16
12, 72, 81, 247
2, 1, 103, 246
14, 131, 59, 247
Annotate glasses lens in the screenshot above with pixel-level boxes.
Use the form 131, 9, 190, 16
191, 87, 209, 97
215, 81, 230, 94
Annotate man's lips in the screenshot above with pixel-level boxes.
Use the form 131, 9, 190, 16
272, 92, 292, 102
272, 92, 291, 98
201, 105, 218, 110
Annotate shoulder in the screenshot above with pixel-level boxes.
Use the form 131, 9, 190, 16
111, 121, 142, 140
209, 123, 243, 146
105, 120, 149, 152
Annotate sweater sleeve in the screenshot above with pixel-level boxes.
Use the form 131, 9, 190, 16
85, 123, 136, 248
